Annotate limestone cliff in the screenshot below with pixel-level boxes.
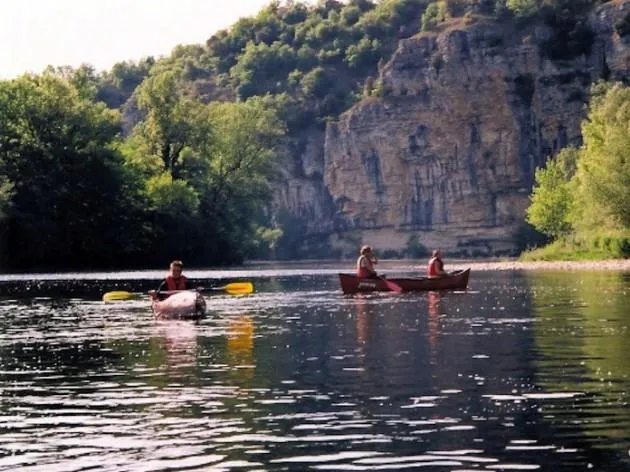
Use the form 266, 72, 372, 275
281, 1, 630, 257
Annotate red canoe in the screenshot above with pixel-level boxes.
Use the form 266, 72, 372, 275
150, 291, 207, 320
338, 269, 471, 295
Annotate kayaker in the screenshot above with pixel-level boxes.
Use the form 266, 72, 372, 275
155, 260, 190, 300
427, 249, 447, 277
356, 245, 379, 278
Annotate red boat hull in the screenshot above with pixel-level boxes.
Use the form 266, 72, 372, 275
150, 291, 206, 320
339, 269, 470, 294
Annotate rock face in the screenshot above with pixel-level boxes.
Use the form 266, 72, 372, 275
278, 1, 630, 257
272, 128, 336, 229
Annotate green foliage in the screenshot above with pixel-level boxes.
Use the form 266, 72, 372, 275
0, 73, 147, 269
97, 58, 154, 108
0, 176, 13, 221
201, 98, 285, 259
421, 2, 446, 30
252, 226, 284, 258
44, 64, 101, 101
145, 173, 200, 216
345, 37, 383, 70
575, 83, 630, 229
521, 231, 630, 261
341, 4, 362, 25
525, 81, 630, 260
506, 0, 538, 17
0, 0, 615, 268
358, 0, 428, 39
230, 41, 297, 99
134, 71, 210, 178
205, 97, 284, 201
526, 147, 577, 238
301, 66, 334, 97
159, 0, 435, 135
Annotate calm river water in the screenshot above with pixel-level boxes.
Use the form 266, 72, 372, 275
0, 262, 629, 472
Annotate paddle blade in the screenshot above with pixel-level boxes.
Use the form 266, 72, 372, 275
223, 282, 254, 295
381, 278, 404, 293
102, 291, 135, 302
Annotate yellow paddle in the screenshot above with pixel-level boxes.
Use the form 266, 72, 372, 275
219, 282, 254, 296
102, 282, 254, 302
102, 290, 138, 302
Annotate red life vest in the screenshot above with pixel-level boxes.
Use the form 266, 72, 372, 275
356, 255, 373, 278
165, 275, 188, 291
427, 257, 443, 277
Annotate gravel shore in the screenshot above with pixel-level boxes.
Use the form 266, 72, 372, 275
449, 259, 630, 272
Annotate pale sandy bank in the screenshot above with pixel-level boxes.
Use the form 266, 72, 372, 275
449, 259, 630, 272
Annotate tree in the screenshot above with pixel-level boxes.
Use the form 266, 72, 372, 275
345, 37, 382, 70
134, 71, 209, 179
575, 83, 630, 228
0, 73, 145, 269
301, 66, 334, 97
201, 98, 285, 260
526, 147, 577, 239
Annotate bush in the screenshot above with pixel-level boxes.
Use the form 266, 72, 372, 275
301, 67, 334, 98
421, 2, 446, 31
520, 231, 630, 261
506, 0, 537, 17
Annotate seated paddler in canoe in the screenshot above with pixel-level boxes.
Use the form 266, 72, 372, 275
356, 245, 379, 278
427, 249, 447, 277
339, 246, 470, 294
150, 260, 206, 319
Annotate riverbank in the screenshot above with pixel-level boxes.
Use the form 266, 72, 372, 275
450, 259, 630, 272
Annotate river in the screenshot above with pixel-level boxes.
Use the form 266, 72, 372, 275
0, 261, 629, 471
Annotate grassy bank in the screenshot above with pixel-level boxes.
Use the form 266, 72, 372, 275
520, 232, 630, 261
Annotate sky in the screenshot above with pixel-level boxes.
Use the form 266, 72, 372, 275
0, 0, 278, 79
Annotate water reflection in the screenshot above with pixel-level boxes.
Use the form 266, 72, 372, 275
226, 313, 255, 382
353, 297, 368, 345
153, 320, 199, 378
528, 271, 630, 458
0, 269, 629, 471
427, 291, 440, 365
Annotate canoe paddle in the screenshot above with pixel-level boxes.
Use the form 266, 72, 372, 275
102, 281, 255, 302
379, 277, 404, 293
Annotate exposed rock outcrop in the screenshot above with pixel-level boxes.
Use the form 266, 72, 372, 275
279, 1, 630, 257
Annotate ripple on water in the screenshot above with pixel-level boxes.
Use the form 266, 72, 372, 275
0, 269, 629, 471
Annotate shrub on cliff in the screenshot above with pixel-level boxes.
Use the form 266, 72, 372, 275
506, 0, 537, 17
421, 2, 446, 31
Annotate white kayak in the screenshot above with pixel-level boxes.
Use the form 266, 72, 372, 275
150, 290, 206, 320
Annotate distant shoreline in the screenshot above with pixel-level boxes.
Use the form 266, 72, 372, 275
246, 258, 630, 273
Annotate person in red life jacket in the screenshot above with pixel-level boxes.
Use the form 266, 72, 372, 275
356, 245, 379, 278
427, 249, 447, 277
155, 260, 190, 300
